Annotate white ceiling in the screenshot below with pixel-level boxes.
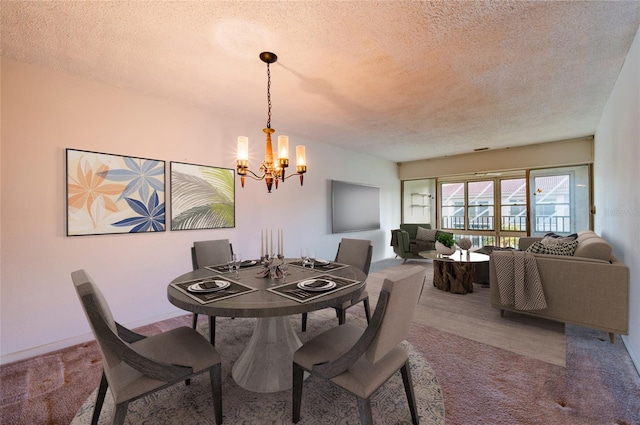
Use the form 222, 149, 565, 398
2, 1, 639, 163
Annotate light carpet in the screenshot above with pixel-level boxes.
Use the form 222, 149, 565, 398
71, 311, 445, 424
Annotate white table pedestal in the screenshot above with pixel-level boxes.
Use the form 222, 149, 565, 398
232, 316, 302, 393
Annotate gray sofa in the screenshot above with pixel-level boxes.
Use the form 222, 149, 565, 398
489, 230, 629, 342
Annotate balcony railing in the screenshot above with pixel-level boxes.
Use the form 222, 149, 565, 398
534, 216, 571, 233
442, 215, 570, 233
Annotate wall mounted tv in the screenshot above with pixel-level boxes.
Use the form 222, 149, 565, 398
331, 180, 380, 233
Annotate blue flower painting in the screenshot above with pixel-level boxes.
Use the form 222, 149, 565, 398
67, 149, 166, 235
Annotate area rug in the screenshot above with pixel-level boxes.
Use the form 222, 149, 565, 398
70, 312, 445, 424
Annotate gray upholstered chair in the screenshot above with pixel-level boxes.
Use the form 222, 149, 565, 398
301, 238, 373, 331
292, 265, 427, 425
71, 269, 222, 425
191, 239, 234, 343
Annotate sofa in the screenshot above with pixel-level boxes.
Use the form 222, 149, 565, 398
391, 224, 452, 262
489, 230, 629, 342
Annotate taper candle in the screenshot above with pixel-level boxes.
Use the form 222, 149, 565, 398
261, 229, 264, 257
271, 229, 274, 256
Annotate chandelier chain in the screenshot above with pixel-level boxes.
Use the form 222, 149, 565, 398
266, 62, 272, 129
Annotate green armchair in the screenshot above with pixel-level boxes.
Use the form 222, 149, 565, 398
390, 225, 452, 263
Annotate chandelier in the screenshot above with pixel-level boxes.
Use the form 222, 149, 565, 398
236, 52, 307, 193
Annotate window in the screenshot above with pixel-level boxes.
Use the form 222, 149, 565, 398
529, 165, 589, 236
440, 180, 494, 231
404, 165, 590, 249
500, 178, 527, 232
468, 181, 494, 230
441, 182, 465, 229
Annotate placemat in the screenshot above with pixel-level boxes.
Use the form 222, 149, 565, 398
267, 274, 360, 303
205, 260, 261, 274
170, 277, 257, 304
288, 260, 349, 272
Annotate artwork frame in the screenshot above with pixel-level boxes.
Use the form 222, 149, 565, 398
66, 148, 166, 236
170, 161, 235, 231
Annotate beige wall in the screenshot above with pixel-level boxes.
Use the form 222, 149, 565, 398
398, 137, 593, 180
595, 27, 640, 372
0, 58, 400, 363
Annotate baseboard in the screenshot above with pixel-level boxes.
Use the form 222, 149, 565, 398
621, 335, 640, 377
0, 310, 187, 366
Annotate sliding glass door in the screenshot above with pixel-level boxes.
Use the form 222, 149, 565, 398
528, 165, 590, 236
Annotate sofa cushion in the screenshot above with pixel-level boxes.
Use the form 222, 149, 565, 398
573, 237, 612, 261
541, 235, 577, 246
541, 232, 577, 246
526, 240, 579, 256
577, 231, 599, 243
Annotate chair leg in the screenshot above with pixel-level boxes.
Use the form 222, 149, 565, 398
191, 313, 199, 329
301, 313, 308, 332
91, 370, 108, 425
362, 297, 371, 324
401, 361, 420, 425
337, 308, 346, 325
356, 396, 374, 425
113, 401, 129, 425
209, 364, 223, 425
292, 363, 305, 423
208, 316, 216, 345
609, 332, 615, 343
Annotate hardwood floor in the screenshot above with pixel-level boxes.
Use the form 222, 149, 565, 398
367, 259, 566, 366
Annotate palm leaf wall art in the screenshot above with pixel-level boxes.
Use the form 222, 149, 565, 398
66, 149, 166, 236
170, 162, 235, 230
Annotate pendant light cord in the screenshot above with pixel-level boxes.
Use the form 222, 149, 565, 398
266, 62, 272, 129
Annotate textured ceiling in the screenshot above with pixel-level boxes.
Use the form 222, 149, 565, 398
2, 1, 639, 163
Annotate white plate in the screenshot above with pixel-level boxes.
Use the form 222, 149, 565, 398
297, 279, 336, 292
315, 259, 330, 265
240, 260, 257, 267
188, 280, 230, 293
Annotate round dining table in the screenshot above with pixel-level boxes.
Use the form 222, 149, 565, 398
167, 260, 366, 393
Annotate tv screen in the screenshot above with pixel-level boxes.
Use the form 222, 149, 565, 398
331, 180, 380, 233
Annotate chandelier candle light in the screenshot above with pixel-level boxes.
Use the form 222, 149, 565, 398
261, 228, 284, 258
236, 52, 307, 193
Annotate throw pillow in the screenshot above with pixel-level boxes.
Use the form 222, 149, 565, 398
416, 226, 438, 242
526, 240, 579, 256
415, 227, 438, 252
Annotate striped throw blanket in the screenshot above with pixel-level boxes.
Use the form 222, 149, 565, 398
493, 251, 547, 311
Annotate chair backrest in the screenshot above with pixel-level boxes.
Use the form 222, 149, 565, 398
335, 238, 373, 275
365, 265, 426, 364
71, 269, 121, 369
192, 239, 233, 270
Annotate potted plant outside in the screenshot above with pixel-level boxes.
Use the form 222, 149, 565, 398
435, 232, 457, 256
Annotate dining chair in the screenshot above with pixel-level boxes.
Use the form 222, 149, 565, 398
301, 238, 373, 331
191, 239, 234, 344
292, 265, 427, 425
71, 269, 222, 425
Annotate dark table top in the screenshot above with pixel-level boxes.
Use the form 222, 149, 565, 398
167, 260, 366, 318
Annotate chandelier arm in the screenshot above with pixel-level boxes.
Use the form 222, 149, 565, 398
243, 169, 267, 181
282, 173, 302, 181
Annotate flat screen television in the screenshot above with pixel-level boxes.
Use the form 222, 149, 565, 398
331, 180, 380, 233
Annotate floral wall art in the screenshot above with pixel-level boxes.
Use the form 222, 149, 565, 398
170, 162, 235, 230
66, 149, 166, 235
